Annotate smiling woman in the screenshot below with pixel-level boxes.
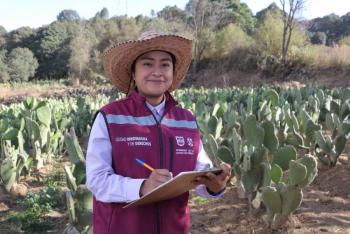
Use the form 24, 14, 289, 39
133, 51, 174, 105
85, 31, 232, 234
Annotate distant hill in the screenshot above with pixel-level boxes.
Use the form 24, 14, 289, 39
307, 12, 350, 45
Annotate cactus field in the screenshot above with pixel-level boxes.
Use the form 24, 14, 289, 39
0, 86, 350, 233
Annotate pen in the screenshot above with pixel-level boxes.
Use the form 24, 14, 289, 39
135, 158, 155, 172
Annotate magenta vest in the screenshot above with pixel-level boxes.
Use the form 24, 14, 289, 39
92, 91, 200, 234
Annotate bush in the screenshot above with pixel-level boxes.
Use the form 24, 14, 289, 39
7, 47, 38, 82
339, 36, 350, 46
205, 23, 254, 59
254, 11, 308, 58
21, 185, 65, 212
7, 185, 64, 232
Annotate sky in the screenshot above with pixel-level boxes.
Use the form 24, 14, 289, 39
0, 0, 349, 32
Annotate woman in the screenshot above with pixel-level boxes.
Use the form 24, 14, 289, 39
86, 31, 231, 234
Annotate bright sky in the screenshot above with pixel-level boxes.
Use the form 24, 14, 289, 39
0, 0, 349, 31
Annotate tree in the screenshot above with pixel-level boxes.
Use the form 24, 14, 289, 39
254, 11, 306, 58
57, 9, 81, 21
0, 25, 6, 48
36, 21, 81, 78
279, 0, 306, 64
7, 47, 38, 82
96, 7, 109, 20
150, 9, 156, 17
254, 11, 284, 57
6, 26, 36, 50
0, 50, 9, 82
256, 3, 283, 21
157, 6, 187, 23
185, 0, 226, 70
223, 0, 257, 33
69, 29, 93, 85
311, 32, 327, 45
0, 26, 6, 36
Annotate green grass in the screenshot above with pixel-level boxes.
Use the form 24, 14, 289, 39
191, 195, 210, 205
6, 184, 65, 233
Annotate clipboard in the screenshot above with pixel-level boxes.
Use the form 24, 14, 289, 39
123, 168, 222, 208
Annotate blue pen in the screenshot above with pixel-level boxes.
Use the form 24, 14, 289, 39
136, 158, 155, 172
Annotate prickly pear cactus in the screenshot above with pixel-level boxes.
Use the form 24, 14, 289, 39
262, 154, 318, 229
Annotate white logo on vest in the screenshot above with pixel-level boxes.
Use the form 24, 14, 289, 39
187, 137, 193, 147
115, 136, 151, 147
175, 136, 194, 155
175, 136, 185, 147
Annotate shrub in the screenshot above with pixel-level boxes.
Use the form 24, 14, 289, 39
205, 23, 254, 59
7, 47, 38, 82
254, 11, 308, 58
339, 36, 350, 46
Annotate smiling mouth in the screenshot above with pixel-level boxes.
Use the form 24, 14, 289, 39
147, 80, 166, 83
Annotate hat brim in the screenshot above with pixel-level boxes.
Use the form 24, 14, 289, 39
102, 35, 193, 93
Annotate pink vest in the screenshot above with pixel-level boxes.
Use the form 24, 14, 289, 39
93, 91, 200, 234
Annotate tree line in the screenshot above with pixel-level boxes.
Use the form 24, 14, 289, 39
0, 0, 349, 84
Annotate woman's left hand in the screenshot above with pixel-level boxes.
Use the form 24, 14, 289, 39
195, 163, 232, 194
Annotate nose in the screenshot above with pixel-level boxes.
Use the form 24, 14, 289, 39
152, 66, 162, 77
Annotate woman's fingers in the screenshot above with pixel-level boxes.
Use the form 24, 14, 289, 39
194, 163, 232, 194
140, 169, 173, 196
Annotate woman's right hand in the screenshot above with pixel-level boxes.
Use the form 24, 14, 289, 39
140, 169, 173, 196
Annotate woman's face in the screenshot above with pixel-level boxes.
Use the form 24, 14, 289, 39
134, 50, 174, 100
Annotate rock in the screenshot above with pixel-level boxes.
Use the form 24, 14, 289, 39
10, 183, 28, 197
0, 202, 9, 212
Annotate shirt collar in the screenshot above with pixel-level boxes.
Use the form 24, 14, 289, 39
146, 96, 166, 116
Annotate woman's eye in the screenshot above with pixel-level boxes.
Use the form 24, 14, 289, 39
143, 62, 152, 67
162, 63, 170, 67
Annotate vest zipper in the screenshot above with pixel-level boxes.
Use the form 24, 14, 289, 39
144, 103, 165, 234
156, 123, 162, 234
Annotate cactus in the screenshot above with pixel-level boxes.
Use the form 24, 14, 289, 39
261, 186, 282, 213
287, 161, 307, 186
217, 146, 235, 165
262, 121, 279, 152
305, 119, 320, 145
232, 128, 242, 163
36, 104, 52, 127
270, 164, 282, 184
266, 89, 279, 107
280, 185, 303, 216
295, 154, 318, 187
0, 147, 18, 191
272, 146, 297, 171
316, 130, 347, 167
64, 128, 85, 164
262, 154, 318, 229
243, 115, 265, 147
64, 127, 92, 232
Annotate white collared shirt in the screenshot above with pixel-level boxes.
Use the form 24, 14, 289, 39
86, 98, 223, 202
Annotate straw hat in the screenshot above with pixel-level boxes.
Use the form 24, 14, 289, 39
102, 31, 193, 93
